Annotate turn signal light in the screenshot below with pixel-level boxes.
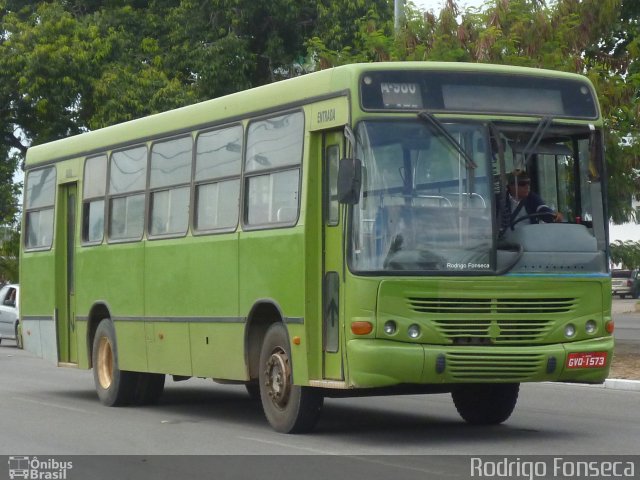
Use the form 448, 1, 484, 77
605, 320, 615, 334
351, 321, 373, 335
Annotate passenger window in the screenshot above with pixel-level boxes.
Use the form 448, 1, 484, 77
108, 146, 147, 241
82, 155, 107, 243
149, 136, 192, 237
24, 166, 56, 250
194, 125, 242, 232
244, 111, 303, 226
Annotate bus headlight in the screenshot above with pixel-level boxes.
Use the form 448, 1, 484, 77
408, 324, 421, 339
585, 320, 597, 334
564, 324, 576, 338
383, 321, 397, 335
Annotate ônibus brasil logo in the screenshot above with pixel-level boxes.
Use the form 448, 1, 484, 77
8, 456, 73, 480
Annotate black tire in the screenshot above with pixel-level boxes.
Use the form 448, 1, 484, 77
259, 323, 323, 433
452, 383, 520, 425
620, 294, 626, 299
133, 373, 165, 405
245, 381, 261, 401
92, 318, 138, 406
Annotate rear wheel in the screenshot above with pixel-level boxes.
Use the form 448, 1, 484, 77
92, 318, 138, 406
452, 383, 519, 425
133, 373, 165, 405
259, 323, 323, 433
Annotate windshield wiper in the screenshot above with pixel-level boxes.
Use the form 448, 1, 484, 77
417, 111, 477, 169
520, 116, 553, 168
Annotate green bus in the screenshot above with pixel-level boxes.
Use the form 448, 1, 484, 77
20, 62, 613, 433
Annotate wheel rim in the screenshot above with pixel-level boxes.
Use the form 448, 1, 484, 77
96, 336, 114, 389
264, 347, 291, 410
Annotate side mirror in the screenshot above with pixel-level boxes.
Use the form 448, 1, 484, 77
337, 158, 362, 205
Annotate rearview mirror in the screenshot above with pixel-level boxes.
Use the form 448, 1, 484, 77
337, 158, 362, 205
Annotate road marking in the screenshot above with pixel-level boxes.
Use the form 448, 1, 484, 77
238, 438, 460, 476
238, 436, 339, 455
13, 396, 91, 414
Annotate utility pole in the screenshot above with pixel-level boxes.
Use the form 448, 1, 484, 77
394, 0, 405, 36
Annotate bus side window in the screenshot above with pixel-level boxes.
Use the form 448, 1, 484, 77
82, 155, 107, 244
326, 144, 340, 225
244, 111, 304, 227
108, 146, 147, 241
194, 125, 243, 232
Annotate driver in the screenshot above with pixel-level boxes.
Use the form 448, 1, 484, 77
507, 170, 563, 225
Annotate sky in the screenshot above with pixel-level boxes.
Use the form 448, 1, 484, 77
412, 0, 487, 13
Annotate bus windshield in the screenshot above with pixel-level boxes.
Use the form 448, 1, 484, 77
351, 120, 493, 272
350, 119, 607, 275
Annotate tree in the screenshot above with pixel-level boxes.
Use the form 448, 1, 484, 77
610, 240, 640, 269
1, 0, 638, 227
0, 225, 19, 283
308, 0, 639, 225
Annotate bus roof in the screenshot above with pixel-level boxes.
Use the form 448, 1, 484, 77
25, 62, 599, 168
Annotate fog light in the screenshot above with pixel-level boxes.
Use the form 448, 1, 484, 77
585, 320, 597, 334
408, 324, 421, 339
564, 324, 576, 338
383, 320, 397, 335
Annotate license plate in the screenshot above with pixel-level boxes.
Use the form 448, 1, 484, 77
566, 352, 607, 369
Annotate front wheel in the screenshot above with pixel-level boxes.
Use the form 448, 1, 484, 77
452, 383, 520, 425
92, 318, 138, 406
259, 323, 323, 433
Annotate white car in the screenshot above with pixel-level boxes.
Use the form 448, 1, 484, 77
0, 284, 21, 348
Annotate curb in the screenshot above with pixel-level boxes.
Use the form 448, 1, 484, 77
604, 378, 640, 391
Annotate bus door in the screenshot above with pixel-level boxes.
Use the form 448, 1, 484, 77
55, 182, 78, 364
322, 131, 344, 380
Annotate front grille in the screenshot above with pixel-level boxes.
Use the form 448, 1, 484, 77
406, 297, 575, 344
432, 318, 553, 344
408, 297, 575, 314
447, 351, 545, 380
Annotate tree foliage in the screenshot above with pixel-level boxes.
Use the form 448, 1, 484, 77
0, 0, 639, 229
0, 225, 19, 283
609, 240, 640, 269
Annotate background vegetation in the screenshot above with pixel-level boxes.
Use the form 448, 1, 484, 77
1, 0, 639, 276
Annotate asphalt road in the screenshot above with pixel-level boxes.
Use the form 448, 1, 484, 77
1, 343, 638, 458
1, 299, 637, 479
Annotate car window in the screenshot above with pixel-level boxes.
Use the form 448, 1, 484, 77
612, 270, 631, 279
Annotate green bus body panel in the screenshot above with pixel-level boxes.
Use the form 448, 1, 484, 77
347, 337, 613, 387
343, 276, 612, 387
20, 62, 610, 394
239, 227, 308, 382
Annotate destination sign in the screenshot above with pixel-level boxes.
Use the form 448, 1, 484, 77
380, 82, 423, 109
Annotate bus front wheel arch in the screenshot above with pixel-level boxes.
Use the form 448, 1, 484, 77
258, 322, 323, 433
452, 383, 519, 425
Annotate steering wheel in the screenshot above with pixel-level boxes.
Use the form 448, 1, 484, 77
510, 212, 555, 228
